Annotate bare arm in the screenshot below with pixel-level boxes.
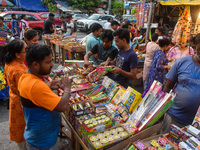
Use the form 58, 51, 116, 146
163, 79, 176, 93
110, 67, 137, 80
119, 68, 137, 79
70, 27, 74, 35
84, 51, 93, 68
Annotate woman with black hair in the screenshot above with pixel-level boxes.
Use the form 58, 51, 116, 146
143, 33, 159, 89
162, 33, 200, 133
23, 29, 39, 67
20, 14, 29, 40
145, 38, 171, 91
2, 39, 27, 149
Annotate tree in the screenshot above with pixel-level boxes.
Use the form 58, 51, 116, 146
111, 0, 124, 15
67, 0, 102, 9
43, 0, 56, 12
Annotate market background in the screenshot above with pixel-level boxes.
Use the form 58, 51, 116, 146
0, 32, 144, 150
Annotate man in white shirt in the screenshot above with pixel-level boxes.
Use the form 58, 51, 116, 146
65, 15, 74, 36
104, 18, 112, 29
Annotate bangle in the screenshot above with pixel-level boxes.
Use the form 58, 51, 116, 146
64, 90, 71, 95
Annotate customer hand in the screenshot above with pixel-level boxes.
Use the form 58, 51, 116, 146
60, 75, 72, 91
84, 61, 90, 68
100, 61, 109, 66
109, 66, 121, 74
47, 74, 61, 90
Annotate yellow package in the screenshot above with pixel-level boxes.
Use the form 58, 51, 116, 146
124, 89, 142, 113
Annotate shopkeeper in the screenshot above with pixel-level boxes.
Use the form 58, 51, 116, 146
162, 33, 200, 133
18, 44, 72, 150
84, 29, 118, 67
109, 28, 138, 88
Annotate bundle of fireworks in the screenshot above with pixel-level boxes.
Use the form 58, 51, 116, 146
89, 91, 109, 103
81, 113, 113, 135
126, 135, 175, 150
114, 103, 130, 124
88, 125, 130, 149
69, 98, 96, 124
87, 69, 107, 83
129, 80, 175, 131
165, 124, 191, 146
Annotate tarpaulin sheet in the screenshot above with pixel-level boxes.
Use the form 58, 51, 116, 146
160, 0, 200, 5
13, 0, 48, 11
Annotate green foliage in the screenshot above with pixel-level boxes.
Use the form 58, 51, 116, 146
112, 0, 124, 15
67, 0, 102, 9
42, 0, 55, 12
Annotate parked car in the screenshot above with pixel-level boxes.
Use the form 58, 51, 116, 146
72, 14, 88, 21
39, 12, 62, 26
77, 14, 115, 32
0, 11, 44, 40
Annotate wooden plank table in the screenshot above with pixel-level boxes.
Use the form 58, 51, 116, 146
60, 44, 86, 65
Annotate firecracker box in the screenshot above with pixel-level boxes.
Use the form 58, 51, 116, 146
69, 100, 96, 126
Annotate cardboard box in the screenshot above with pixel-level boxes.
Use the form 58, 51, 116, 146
107, 123, 162, 150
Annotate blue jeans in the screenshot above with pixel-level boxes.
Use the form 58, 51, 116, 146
26, 140, 58, 150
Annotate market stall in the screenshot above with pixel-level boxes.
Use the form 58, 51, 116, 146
49, 61, 180, 150
42, 35, 86, 65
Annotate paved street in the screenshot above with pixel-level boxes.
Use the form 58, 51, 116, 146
0, 31, 86, 150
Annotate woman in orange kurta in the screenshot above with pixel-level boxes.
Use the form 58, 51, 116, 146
3, 39, 27, 150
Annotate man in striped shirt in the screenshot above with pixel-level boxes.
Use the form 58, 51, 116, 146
0, 17, 13, 45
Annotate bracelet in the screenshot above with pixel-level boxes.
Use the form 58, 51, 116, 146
64, 90, 71, 95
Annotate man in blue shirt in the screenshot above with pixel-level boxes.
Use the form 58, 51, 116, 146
109, 28, 138, 88
11, 14, 20, 38
162, 33, 200, 133
86, 23, 102, 65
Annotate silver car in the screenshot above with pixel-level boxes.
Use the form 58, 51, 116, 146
72, 14, 88, 21
77, 14, 115, 32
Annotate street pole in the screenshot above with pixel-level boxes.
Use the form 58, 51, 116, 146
141, 0, 146, 27
145, 0, 154, 42
107, 0, 111, 15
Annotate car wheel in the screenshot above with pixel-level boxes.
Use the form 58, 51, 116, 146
36, 30, 43, 40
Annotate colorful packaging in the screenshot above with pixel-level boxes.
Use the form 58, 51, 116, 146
88, 126, 130, 149
124, 89, 142, 113
111, 86, 126, 105
192, 106, 200, 130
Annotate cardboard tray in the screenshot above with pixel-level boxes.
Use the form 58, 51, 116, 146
107, 123, 162, 150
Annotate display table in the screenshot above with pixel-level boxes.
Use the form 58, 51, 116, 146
61, 112, 162, 150
43, 36, 86, 65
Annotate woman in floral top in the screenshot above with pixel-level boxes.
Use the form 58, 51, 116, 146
168, 42, 194, 62
145, 38, 171, 91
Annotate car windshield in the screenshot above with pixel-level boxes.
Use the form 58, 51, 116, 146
88, 15, 100, 20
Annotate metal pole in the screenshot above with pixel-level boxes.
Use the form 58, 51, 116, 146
145, 0, 154, 42
107, 0, 112, 15
141, 0, 146, 27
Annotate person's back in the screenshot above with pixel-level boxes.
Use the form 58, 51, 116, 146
43, 19, 53, 34
43, 13, 55, 34
143, 33, 159, 82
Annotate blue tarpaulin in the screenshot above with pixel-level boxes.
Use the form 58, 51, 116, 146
13, 0, 49, 12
